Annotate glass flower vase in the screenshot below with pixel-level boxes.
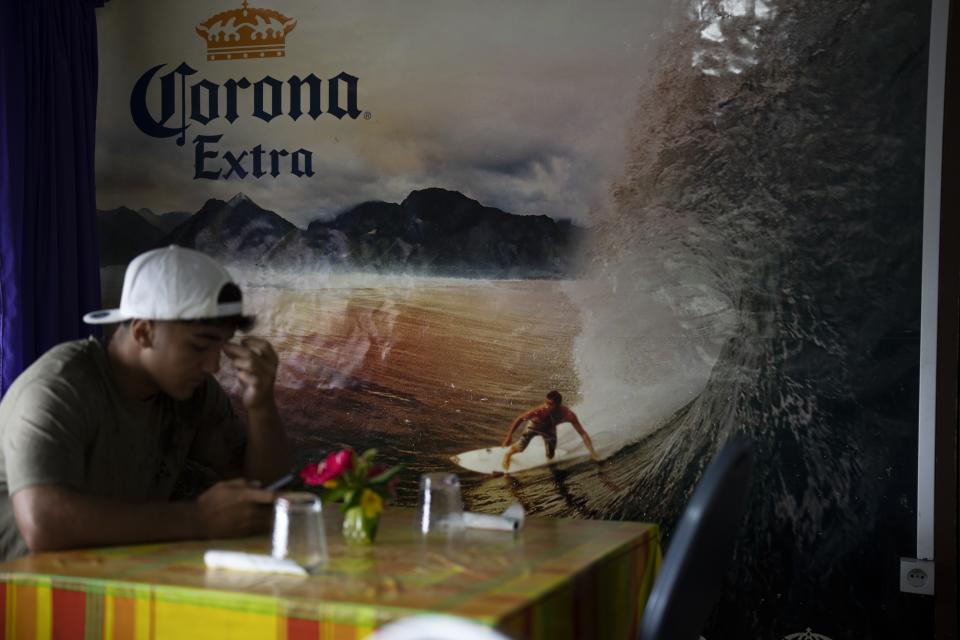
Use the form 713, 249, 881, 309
342, 505, 380, 544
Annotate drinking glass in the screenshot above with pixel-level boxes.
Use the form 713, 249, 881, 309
271, 492, 328, 569
415, 473, 465, 534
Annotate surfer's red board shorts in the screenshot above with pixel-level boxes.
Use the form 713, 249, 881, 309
516, 421, 558, 458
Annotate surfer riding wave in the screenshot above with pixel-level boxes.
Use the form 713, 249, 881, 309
501, 390, 599, 470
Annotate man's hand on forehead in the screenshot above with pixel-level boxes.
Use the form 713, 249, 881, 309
223, 336, 273, 356
222, 337, 279, 411
223, 336, 276, 358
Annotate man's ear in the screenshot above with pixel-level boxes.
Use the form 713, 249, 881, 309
130, 319, 156, 349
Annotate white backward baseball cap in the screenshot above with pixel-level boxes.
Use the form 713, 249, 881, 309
84, 246, 250, 325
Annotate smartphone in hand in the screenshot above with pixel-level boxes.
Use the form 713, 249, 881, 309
265, 473, 296, 491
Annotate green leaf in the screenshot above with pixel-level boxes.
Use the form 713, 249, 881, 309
321, 486, 349, 504
342, 489, 359, 511
369, 485, 391, 500
368, 465, 402, 485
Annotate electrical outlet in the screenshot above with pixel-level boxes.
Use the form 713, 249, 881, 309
900, 558, 935, 595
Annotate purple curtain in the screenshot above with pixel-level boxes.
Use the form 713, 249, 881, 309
0, 0, 104, 396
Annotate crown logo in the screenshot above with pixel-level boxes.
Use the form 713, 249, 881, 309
196, 1, 297, 61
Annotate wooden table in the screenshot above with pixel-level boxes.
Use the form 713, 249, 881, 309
0, 509, 660, 640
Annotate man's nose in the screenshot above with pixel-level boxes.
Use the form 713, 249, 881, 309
201, 347, 222, 374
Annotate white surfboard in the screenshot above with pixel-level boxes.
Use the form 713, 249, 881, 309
450, 446, 569, 474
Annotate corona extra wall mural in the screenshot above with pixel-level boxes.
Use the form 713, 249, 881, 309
95, 1, 932, 637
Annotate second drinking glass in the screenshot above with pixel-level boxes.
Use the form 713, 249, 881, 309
415, 473, 465, 534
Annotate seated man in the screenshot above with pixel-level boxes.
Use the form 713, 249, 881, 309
501, 390, 599, 470
0, 246, 291, 560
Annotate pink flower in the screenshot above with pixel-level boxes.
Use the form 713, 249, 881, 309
300, 449, 354, 486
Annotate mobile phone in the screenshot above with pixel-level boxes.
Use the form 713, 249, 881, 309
265, 472, 296, 491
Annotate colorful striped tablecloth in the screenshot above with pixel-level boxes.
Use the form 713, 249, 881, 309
0, 508, 660, 640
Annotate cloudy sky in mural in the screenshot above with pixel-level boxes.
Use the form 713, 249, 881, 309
94, 0, 675, 226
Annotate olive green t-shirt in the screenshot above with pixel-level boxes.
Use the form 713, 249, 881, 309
0, 337, 246, 561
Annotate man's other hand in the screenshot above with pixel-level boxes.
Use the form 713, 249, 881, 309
195, 478, 275, 538
222, 338, 279, 411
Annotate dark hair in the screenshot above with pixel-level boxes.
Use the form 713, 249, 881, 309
185, 314, 255, 332
546, 390, 562, 404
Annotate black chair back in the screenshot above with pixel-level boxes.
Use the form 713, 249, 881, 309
638, 438, 754, 640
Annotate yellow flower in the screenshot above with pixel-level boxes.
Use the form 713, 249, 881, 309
361, 489, 383, 518
323, 480, 338, 489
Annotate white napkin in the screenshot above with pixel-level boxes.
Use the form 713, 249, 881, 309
462, 502, 526, 532
203, 550, 308, 576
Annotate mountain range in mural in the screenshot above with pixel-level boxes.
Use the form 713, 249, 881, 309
97, 188, 581, 277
